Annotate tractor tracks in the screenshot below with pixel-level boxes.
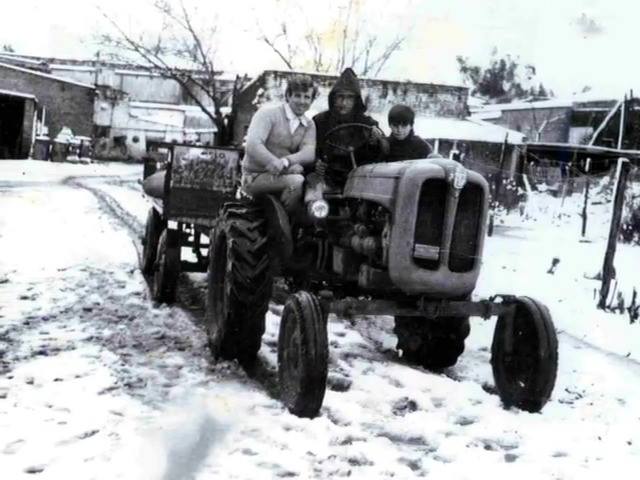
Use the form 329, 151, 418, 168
63, 176, 145, 242
63, 175, 211, 326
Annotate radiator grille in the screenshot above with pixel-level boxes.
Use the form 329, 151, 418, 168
449, 183, 483, 272
413, 179, 446, 270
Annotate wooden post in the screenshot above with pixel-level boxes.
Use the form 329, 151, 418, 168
617, 95, 627, 150
598, 157, 631, 309
581, 158, 591, 237
488, 133, 509, 237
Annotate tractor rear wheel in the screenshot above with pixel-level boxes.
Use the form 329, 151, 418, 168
394, 316, 470, 370
205, 203, 272, 368
491, 296, 558, 413
152, 229, 180, 303
278, 291, 328, 418
142, 207, 164, 274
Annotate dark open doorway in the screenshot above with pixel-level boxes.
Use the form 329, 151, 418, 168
0, 93, 26, 159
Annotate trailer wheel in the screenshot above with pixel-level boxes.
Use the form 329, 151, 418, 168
205, 203, 272, 367
142, 207, 164, 274
491, 296, 558, 413
278, 291, 328, 418
152, 229, 180, 303
394, 316, 470, 370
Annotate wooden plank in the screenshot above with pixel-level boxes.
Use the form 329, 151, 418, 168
598, 157, 631, 309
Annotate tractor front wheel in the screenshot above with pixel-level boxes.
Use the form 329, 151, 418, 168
491, 296, 558, 413
278, 291, 328, 418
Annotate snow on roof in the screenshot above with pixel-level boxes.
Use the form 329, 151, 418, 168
472, 93, 621, 114
0, 53, 45, 66
129, 101, 214, 113
473, 99, 574, 112
370, 113, 525, 144
0, 88, 37, 101
0, 62, 95, 89
51, 64, 97, 72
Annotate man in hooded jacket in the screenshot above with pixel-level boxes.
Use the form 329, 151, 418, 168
311, 68, 388, 189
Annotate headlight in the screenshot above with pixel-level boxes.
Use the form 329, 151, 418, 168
308, 199, 329, 219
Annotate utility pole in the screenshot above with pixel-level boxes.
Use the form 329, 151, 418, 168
598, 157, 631, 310
581, 158, 591, 237
94, 50, 101, 86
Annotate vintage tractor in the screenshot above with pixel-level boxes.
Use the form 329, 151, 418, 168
142, 128, 558, 419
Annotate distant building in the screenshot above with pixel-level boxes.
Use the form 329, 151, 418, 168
94, 86, 217, 160
470, 96, 618, 145
0, 53, 236, 159
0, 62, 94, 159
472, 95, 640, 192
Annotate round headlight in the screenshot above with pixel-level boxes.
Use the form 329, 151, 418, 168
309, 199, 329, 219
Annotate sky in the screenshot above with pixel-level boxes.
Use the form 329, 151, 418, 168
0, 0, 637, 98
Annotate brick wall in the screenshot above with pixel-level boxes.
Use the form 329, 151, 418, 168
0, 64, 95, 138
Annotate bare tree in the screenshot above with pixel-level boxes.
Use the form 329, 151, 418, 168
97, 0, 227, 133
258, 0, 406, 77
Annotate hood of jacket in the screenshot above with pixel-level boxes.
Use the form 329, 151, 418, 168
328, 68, 366, 115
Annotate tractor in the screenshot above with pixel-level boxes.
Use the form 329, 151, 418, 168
142, 126, 558, 419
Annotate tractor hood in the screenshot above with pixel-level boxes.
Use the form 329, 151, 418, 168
343, 158, 485, 211
343, 157, 490, 297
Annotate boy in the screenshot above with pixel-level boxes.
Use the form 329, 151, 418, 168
386, 104, 431, 161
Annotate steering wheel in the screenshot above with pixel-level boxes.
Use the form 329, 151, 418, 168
323, 123, 375, 154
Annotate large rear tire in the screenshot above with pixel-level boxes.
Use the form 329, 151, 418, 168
142, 207, 164, 275
394, 316, 470, 370
152, 229, 180, 303
205, 203, 272, 367
491, 296, 558, 413
278, 291, 328, 418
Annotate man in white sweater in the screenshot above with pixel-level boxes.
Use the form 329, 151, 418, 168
240, 74, 318, 212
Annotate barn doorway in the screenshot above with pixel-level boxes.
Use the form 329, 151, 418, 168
0, 93, 26, 159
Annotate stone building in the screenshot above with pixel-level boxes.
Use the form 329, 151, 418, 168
0, 62, 95, 158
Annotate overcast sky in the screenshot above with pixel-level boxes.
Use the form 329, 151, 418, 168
0, 0, 636, 98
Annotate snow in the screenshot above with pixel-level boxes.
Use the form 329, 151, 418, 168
1, 160, 640, 479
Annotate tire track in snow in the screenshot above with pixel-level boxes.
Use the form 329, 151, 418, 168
63, 176, 145, 245
63, 175, 207, 318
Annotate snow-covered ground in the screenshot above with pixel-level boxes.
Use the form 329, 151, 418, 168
1, 160, 639, 479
